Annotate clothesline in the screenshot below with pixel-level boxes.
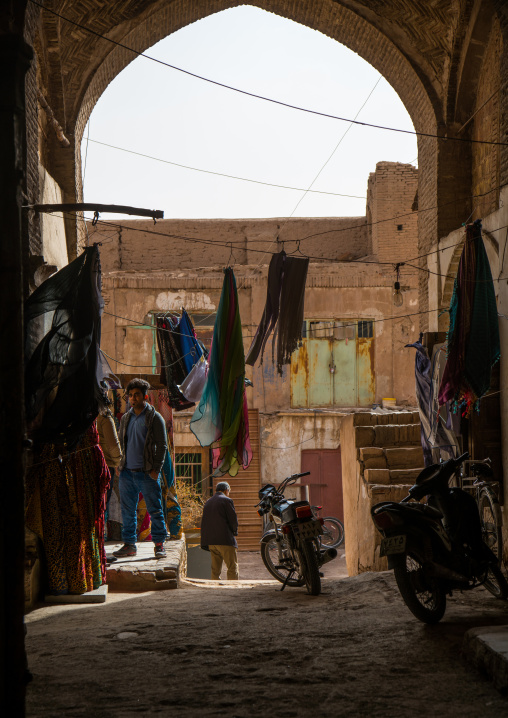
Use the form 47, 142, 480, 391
101, 347, 199, 369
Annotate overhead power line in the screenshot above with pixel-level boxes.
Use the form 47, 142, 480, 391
76, 179, 508, 264
87, 139, 368, 200
30, 0, 508, 148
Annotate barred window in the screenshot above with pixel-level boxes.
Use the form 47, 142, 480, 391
358, 320, 374, 338
175, 449, 211, 496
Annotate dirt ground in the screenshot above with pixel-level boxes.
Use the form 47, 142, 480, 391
25, 553, 508, 718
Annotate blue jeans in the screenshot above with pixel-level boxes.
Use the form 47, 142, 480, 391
119, 469, 167, 544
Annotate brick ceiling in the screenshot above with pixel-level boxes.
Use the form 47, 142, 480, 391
35, 0, 480, 142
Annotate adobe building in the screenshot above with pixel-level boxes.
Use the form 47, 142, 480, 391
3, 1, 508, 710
94, 161, 419, 549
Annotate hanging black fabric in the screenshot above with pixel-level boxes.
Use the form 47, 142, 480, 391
155, 315, 195, 411
246, 250, 309, 374
24, 244, 110, 448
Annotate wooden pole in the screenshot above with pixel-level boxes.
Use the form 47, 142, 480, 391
23, 203, 164, 220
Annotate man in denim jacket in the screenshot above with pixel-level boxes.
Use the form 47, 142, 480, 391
113, 379, 168, 559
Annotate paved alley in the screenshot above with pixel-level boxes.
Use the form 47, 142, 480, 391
25, 570, 508, 717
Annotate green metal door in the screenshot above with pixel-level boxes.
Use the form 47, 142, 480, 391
332, 336, 357, 405
308, 338, 333, 407
290, 319, 375, 408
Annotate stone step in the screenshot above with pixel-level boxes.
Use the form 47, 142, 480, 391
364, 467, 424, 484
355, 423, 420, 448
358, 446, 424, 470
352, 411, 420, 427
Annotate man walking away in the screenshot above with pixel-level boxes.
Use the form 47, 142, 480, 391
113, 379, 168, 559
200, 481, 239, 580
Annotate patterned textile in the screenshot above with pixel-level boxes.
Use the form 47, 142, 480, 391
406, 338, 458, 466
190, 267, 252, 476
161, 449, 182, 539
438, 220, 500, 415
246, 250, 309, 374
25, 423, 109, 594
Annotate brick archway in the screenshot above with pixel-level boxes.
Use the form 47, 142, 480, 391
34, 0, 507, 327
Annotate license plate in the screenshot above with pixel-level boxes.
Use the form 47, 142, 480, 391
380, 534, 406, 556
292, 520, 323, 540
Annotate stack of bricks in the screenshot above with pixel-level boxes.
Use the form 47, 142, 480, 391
340, 411, 424, 576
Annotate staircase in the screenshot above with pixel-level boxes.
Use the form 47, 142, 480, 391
212, 409, 262, 551
340, 410, 425, 576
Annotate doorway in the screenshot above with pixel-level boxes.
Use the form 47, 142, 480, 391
300, 449, 343, 520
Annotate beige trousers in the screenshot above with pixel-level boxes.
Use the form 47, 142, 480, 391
209, 545, 239, 580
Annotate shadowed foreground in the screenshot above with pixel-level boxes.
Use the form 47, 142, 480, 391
25, 571, 508, 717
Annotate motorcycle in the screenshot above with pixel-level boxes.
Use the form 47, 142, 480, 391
371, 451, 508, 624
256, 471, 338, 595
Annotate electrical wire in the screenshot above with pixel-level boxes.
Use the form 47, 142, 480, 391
100, 348, 199, 369
86, 139, 368, 200
69, 210, 508, 272
29, 0, 508, 148
102, 305, 451, 347
233, 73, 384, 298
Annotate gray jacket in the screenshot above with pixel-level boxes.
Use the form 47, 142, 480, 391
200, 492, 239, 549
118, 403, 167, 473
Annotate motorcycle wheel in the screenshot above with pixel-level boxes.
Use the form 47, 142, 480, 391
393, 552, 446, 624
296, 539, 321, 596
319, 517, 345, 549
478, 489, 503, 564
260, 536, 305, 587
483, 562, 508, 600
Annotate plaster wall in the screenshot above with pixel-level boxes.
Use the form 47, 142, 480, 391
259, 412, 344, 483
38, 167, 68, 269
102, 267, 418, 412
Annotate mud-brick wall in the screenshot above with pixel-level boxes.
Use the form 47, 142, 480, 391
340, 412, 422, 576
472, 17, 502, 220
93, 217, 369, 274
368, 162, 418, 268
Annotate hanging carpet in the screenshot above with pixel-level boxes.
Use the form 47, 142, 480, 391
246, 250, 309, 375
24, 244, 112, 448
438, 220, 500, 415
190, 267, 252, 476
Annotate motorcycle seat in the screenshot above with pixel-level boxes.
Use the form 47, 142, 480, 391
421, 504, 443, 519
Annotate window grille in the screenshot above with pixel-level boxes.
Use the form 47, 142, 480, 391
175, 452, 203, 491
358, 320, 374, 338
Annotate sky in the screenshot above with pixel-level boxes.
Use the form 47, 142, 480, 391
81, 5, 417, 221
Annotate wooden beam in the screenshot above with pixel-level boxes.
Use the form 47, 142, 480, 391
23, 203, 164, 220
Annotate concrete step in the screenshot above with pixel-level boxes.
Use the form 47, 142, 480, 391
355, 423, 420, 448
359, 446, 424, 470
364, 467, 424, 485
352, 411, 419, 427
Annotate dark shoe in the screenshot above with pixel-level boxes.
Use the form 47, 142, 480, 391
168, 535, 181, 541
154, 542, 167, 558
113, 543, 137, 558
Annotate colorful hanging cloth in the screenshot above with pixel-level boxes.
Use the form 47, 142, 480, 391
190, 267, 252, 476
438, 220, 500, 415
25, 423, 109, 595
406, 337, 458, 466
174, 308, 204, 375
246, 250, 309, 374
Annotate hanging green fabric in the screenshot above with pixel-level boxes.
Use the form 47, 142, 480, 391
438, 220, 500, 415
190, 267, 252, 476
